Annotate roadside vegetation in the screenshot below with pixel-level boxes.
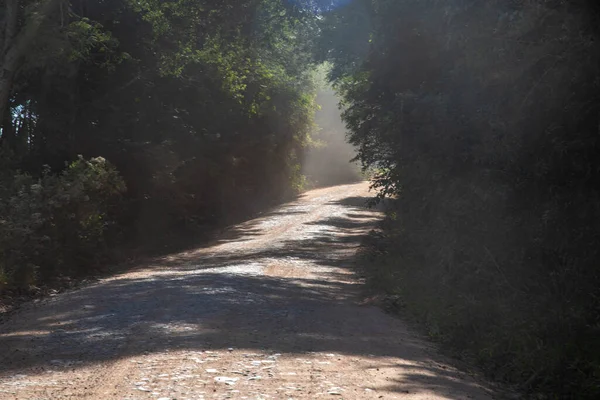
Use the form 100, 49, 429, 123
319, 1, 600, 398
2, 0, 599, 398
0, 0, 357, 294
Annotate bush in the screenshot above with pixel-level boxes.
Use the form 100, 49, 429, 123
0, 156, 126, 290
363, 178, 600, 398
323, 0, 600, 397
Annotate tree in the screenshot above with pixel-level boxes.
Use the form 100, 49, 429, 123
0, 0, 328, 287
319, 0, 600, 397
0, 0, 63, 135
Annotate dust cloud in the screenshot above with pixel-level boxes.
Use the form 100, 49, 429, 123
302, 84, 361, 187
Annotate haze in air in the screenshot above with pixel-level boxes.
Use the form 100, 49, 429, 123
303, 79, 361, 187
1, 1, 599, 399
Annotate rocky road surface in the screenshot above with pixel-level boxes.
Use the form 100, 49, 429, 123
0, 183, 495, 399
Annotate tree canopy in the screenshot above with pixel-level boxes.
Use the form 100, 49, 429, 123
1, 0, 600, 397
0, 0, 334, 283
317, 0, 600, 397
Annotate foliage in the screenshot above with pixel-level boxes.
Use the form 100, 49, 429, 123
0, 1, 331, 289
0, 156, 125, 289
320, 0, 600, 398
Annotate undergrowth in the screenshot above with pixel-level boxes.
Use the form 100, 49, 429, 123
359, 198, 600, 400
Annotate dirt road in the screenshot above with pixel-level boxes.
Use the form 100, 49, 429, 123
0, 183, 495, 399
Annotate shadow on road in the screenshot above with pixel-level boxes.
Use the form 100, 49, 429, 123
0, 191, 488, 398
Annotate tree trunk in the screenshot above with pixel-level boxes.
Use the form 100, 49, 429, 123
0, 0, 18, 139
3, 0, 19, 54
0, 0, 63, 135
0, 101, 15, 147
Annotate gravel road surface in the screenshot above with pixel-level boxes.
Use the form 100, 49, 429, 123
0, 183, 495, 399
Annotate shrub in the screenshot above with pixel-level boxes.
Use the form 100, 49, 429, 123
324, 0, 600, 397
0, 156, 126, 290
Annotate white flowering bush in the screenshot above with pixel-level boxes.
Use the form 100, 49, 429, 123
0, 156, 125, 290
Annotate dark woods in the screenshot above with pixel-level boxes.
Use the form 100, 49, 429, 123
0, 0, 328, 288
317, 0, 600, 398
1, 0, 600, 397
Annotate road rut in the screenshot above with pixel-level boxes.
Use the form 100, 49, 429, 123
0, 182, 495, 399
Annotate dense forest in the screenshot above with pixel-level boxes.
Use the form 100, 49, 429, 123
0, 0, 353, 289
2, 0, 600, 398
317, 0, 600, 398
